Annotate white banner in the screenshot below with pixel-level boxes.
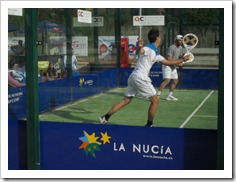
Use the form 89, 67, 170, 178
8, 37, 25, 56
50, 36, 88, 56
73, 17, 104, 27
8, 8, 23, 16
77, 9, 92, 23
133, 15, 165, 26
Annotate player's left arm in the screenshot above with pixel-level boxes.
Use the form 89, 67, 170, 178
177, 57, 184, 67
177, 50, 185, 67
167, 55, 172, 61
177, 46, 185, 67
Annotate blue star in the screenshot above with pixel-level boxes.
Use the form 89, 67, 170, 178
79, 131, 89, 142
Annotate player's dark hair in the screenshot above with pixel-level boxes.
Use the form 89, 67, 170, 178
148, 29, 159, 43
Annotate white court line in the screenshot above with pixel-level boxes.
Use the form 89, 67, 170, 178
179, 90, 214, 128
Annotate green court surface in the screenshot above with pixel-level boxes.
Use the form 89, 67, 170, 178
39, 88, 218, 130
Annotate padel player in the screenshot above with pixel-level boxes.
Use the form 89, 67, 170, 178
99, 29, 189, 127
157, 35, 184, 101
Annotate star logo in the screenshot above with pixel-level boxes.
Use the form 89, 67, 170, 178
79, 78, 85, 87
79, 131, 111, 158
100, 132, 112, 144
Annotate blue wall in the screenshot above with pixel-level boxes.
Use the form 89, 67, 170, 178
39, 122, 217, 170
11, 121, 217, 170
120, 67, 219, 89
8, 67, 218, 170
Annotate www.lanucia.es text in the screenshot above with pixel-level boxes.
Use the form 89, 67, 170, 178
142, 154, 173, 160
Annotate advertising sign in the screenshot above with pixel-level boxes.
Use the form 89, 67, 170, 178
73, 17, 104, 27
40, 122, 185, 170
98, 36, 138, 59
77, 9, 92, 23
8, 8, 23, 16
8, 37, 25, 56
133, 15, 165, 26
49, 36, 88, 56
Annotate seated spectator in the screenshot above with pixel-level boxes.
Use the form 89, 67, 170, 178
41, 71, 49, 82
47, 62, 58, 80
11, 63, 26, 83
8, 71, 26, 88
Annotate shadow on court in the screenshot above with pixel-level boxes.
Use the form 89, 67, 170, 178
44, 110, 99, 124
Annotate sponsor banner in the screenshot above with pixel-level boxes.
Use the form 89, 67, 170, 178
133, 15, 165, 26
40, 122, 184, 170
49, 36, 88, 56
8, 8, 23, 16
11, 120, 218, 170
8, 87, 26, 119
8, 91, 24, 104
8, 37, 25, 55
77, 9, 92, 23
73, 75, 99, 101
98, 36, 138, 59
73, 17, 104, 27
98, 36, 114, 59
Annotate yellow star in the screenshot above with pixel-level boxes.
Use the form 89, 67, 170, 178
100, 132, 111, 144
85, 131, 101, 145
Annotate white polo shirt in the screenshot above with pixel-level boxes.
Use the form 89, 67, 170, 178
132, 46, 165, 78
125, 46, 165, 98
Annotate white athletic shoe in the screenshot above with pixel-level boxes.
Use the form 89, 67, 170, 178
99, 116, 108, 124
165, 95, 178, 101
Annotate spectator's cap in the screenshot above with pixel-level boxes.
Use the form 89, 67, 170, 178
175, 35, 183, 41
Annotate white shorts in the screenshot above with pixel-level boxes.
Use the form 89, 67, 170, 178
162, 65, 178, 79
125, 74, 157, 98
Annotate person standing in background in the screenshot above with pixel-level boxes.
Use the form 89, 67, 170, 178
157, 35, 184, 101
64, 48, 79, 76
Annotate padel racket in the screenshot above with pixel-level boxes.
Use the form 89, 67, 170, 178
183, 33, 198, 63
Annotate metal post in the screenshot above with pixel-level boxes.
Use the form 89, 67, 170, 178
93, 8, 99, 64
139, 8, 142, 39
178, 8, 184, 89
24, 8, 40, 170
217, 8, 224, 170
115, 8, 121, 87
65, 9, 73, 102
65, 8, 72, 78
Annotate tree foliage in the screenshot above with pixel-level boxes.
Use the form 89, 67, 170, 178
184, 8, 220, 47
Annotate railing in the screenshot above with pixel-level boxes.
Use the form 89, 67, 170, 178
183, 48, 219, 69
